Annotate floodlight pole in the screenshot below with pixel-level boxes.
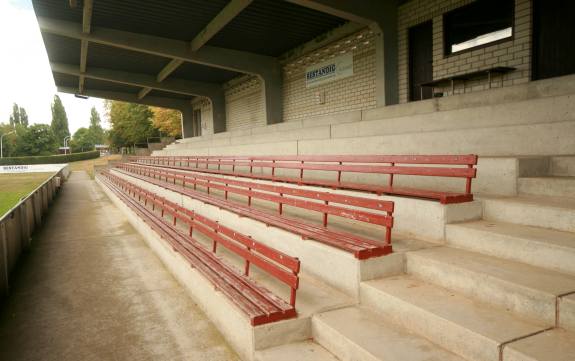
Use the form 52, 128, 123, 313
1, 130, 16, 159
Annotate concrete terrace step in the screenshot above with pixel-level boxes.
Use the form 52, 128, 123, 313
482, 195, 575, 233
361, 275, 546, 361
518, 176, 575, 197
331, 93, 575, 140
559, 294, 575, 333
406, 247, 575, 325
312, 306, 465, 361
550, 156, 575, 177
445, 220, 575, 275
255, 341, 339, 361
503, 329, 575, 361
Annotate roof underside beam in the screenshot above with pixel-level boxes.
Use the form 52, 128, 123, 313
57, 86, 191, 110
285, 0, 385, 28
38, 18, 277, 76
138, 0, 253, 100
40, 17, 282, 125
78, 0, 93, 94
51, 62, 222, 98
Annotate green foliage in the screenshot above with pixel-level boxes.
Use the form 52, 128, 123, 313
19, 108, 28, 127
9, 103, 28, 127
0, 150, 100, 166
50, 95, 70, 145
151, 107, 182, 137
0, 123, 19, 157
70, 127, 94, 153
106, 100, 158, 147
15, 124, 58, 156
88, 106, 106, 145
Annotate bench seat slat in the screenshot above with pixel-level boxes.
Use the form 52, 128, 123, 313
100, 173, 297, 325
115, 167, 392, 259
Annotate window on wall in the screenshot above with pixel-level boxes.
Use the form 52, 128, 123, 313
444, 0, 514, 55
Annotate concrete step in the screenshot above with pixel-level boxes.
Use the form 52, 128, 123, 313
406, 247, 575, 325
559, 294, 575, 333
482, 195, 575, 233
550, 156, 575, 177
255, 341, 339, 361
312, 306, 465, 361
361, 275, 546, 361
503, 329, 575, 361
445, 220, 575, 275
332, 93, 575, 140
518, 176, 575, 197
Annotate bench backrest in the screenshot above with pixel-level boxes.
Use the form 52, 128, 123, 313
118, 162, 394, 244
103, 170, 300, 307
129, 154, 478, 195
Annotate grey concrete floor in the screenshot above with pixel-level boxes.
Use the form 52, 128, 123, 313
0, 171, 239, 361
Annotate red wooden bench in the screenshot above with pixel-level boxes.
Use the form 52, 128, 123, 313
129, 155, 478, 204
115, 162, 394, 259
99, 170, 300, 326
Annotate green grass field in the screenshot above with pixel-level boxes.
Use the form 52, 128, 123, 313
0, 173, 53, 217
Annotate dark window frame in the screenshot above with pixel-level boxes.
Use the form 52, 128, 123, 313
443, 0, 516, 57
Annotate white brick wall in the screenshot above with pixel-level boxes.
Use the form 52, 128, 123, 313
194, 0, 534, 134
282, 28, 377, 122
398, 0, 532, 103
197, 28, 377, 134
224, 76, 266, 131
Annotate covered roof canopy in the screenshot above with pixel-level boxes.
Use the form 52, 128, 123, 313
33, 0, 398, 135
34, 0, 349, 105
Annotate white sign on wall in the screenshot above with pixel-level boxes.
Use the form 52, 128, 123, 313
0, 164, 67, 174
305, 53, 354, 88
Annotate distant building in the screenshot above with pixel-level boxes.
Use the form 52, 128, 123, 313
95, 144, 110, 156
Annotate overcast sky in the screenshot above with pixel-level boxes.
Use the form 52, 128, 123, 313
0, 0, 107, 135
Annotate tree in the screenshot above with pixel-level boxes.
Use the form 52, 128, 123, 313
9, 103, 19, 126
151, 107, 182, 137
106, 100, 158, 147
19, 107, 28, 127
15, 124, 57, 156
9, 104, 29, 127
88, 106, 105, 145
51, 95, 70, 146
70, 127, 94, 152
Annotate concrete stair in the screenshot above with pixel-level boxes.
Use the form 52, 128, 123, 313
518, 176, 575, 198
445, 220, 575, 275
405, 247, 575, 325
482, 195, 575, 233
503, 329, 575, 361
255, 341, 338, 361
361, 275, 547, 361
559, 294, 575, 333
550, 156, 575, 177
312, 306, 465, 361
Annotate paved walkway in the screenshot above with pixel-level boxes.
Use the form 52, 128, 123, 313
0, 171, 238, 361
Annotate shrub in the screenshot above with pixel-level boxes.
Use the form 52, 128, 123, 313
0, 150, 100, 165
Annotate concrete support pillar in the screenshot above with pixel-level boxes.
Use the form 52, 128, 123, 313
261, 65, 284, 125
181, 106, 195, 139
374, 1, 399, 106
210, 93, 227, 133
